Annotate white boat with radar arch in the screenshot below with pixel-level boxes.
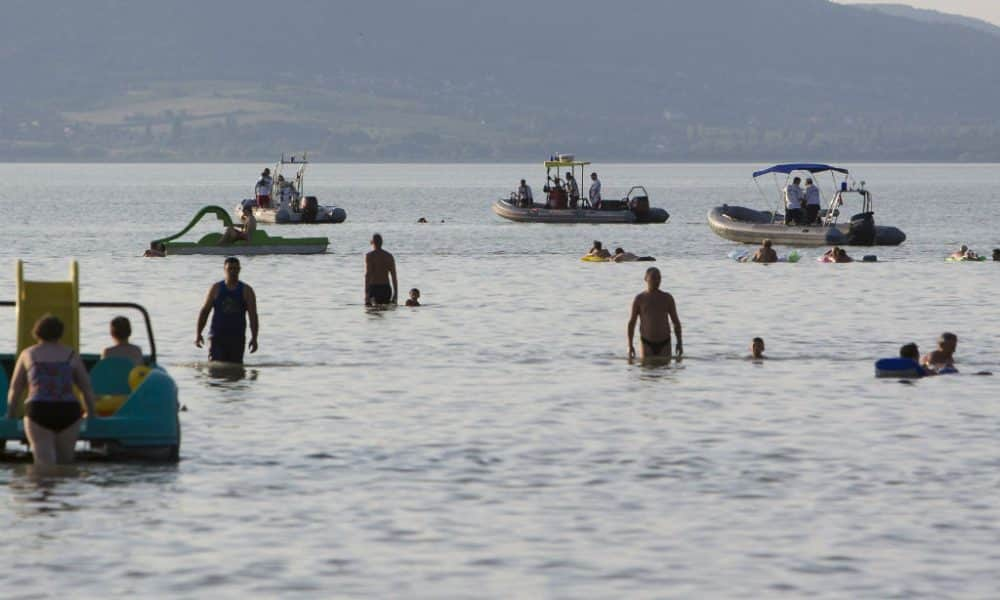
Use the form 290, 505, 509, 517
236, 153, 347, 224
707, 163, 905, 246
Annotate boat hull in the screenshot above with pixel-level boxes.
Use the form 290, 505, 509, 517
707, 205, 905, 246
492, 199, 668, 224
0, 362, 181, 462
245, 205, 347, 224
164, 241, 328, 255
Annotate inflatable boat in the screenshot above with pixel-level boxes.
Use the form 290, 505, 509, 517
708, 164, 905, 246
151, 206, 329, 255
235, 154, 346, 224
0, 261, 181, 461
493, 157, 668, 224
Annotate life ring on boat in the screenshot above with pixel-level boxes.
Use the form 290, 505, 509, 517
129, 365, 153, 390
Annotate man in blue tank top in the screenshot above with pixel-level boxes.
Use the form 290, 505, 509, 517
195, 257, 260, 363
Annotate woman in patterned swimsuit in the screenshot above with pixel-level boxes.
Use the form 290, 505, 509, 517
6, 314, 97, 466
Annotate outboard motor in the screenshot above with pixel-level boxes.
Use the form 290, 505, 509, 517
846, 211, 876, 245
302, 196, 319, 223
629, 195, 650, 217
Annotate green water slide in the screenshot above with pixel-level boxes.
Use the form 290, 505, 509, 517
151, 206, 328, 255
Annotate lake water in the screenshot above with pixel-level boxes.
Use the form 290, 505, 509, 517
1, 163, 998, 598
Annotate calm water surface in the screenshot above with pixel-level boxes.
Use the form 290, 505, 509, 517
0, 164, 998, 598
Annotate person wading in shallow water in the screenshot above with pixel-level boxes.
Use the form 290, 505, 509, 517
627, 267, 683, 362
365, 233, 398, 306
196, 257, 259, 364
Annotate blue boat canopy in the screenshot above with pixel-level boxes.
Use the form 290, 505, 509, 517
752, 163, 849, 178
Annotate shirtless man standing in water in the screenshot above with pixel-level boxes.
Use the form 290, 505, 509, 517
627, 267, 683, 361
365, 233, 398, 306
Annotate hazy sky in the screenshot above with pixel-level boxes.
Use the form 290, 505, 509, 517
837, 0, 1000, 26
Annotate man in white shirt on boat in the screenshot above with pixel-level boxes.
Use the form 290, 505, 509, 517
277, 175, 297, 209
803, 178, 822, 225
783, 177, 803, 225
255, 168, 273, 209
516, 179, 534, 207
589, 172, 602, 208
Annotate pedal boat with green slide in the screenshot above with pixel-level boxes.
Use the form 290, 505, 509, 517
0, 260, 181, 461
151, 205, 329, 255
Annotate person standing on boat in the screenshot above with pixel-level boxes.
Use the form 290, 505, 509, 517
783, 177, 804, 225
196, 257, 260, 364
627, 267, 683, 361
365, 233, 398, 306
517, 179, 534, 207
565, 172, 581, 208
255, 168, 273, 208
589, 172, 602, 209
803, 178, 822, 225
277, 175, 296, 209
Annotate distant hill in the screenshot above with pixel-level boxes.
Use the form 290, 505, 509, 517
1, 0, 1000, 161
857, 4, 1000, 37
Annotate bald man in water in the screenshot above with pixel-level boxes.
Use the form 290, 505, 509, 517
627, 267, 683, 361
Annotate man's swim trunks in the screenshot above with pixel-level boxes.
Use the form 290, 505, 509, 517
367, 284, 393, 304
641, 337, 671, 355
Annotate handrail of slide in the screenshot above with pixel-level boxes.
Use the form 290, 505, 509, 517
151, 205, 234, 246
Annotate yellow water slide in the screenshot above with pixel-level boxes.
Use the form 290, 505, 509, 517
16, 260, 79, 354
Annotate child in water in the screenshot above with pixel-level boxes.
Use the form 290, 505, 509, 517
750, 337, 766, 359
405, 288, 421, 307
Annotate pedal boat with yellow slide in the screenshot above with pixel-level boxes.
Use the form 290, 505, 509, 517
151, 205, 329, 256
0, 261, 181, 461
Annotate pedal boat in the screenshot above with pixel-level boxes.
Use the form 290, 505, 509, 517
0, 261, 181, 461
492, 157, 668, 224
152, 206, 329, 255
236, 153, 346, 224
707, 163, 905, 246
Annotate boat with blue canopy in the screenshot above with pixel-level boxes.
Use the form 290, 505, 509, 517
707, 163, 906, 246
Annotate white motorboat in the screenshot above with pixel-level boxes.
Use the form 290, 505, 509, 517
236, 153, 347, 224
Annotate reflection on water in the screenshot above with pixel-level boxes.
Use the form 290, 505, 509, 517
196, 362, 257, 383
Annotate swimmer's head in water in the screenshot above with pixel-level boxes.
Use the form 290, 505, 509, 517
939, 332, 958, 352
592, 240, 602, 250
960, 245, 968, 252
409, 288, 420, 299
615, 247, 624, 255
762, 239, 772, 248
899, 343, 919, 360
751, 337, 765, 358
